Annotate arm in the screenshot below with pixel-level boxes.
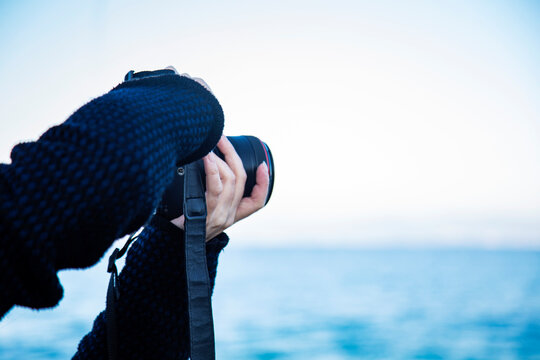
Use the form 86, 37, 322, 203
72, 216, 229, 360
0, 73, 224, 317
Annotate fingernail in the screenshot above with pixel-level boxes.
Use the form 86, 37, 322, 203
165, 65, 178, 74
262, 161, 268, 172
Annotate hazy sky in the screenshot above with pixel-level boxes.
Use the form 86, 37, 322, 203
1, 0, 539, 248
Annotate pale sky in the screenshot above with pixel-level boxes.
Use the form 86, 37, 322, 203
1, 0, 539, 248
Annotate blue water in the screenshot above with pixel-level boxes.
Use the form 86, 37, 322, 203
1, 248, 539, 359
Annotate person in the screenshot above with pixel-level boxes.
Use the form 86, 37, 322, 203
0, 68, 269, 358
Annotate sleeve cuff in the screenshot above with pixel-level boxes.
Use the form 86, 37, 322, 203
112, 74, 224, 165
206, 233, 229, 256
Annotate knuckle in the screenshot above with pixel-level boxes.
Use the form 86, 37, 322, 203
210, 185, 223, 197
223, 171, 235, 185
216, 182, 224, 193
222, 215, 234, 228
207, 166, 219, 176
217, 214, 228, 226
206, 201, 217, 210
238, 169, 247, 182
213, 180, 223, 191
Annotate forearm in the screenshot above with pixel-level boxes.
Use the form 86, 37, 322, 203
73, 217, 228, 359
0, 74, 224, 317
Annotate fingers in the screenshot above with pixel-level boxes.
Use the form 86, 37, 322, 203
164, 68, 214, 94
217, 137, 246, 196
165, 65, 178, 74
216, 137, 247, 222
177, 72, 213, 94
204, 151, 237, 239
192, 77, 213, 94
203, 154, 222, 210
197, 136, 270, 239
236, 162, 270, 221
211, 151, 238, 227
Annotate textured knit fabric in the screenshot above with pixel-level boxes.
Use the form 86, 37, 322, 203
73, 216, 229, 359
0, 74, 224, 317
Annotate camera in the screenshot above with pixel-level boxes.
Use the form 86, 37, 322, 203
156, 135, 275, 220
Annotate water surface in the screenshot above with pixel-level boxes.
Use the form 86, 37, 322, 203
1, 248, 539, 359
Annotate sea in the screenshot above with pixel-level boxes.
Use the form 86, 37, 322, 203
1, 248, 539, 359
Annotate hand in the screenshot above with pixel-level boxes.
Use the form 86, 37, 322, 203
165, 65, 214, 94
171, 136, 270, 240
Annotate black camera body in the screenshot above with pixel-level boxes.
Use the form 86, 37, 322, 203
156, 135, 274, 220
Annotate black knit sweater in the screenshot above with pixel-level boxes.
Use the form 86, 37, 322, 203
0, 73, 227, 357
74, 217, 228, 359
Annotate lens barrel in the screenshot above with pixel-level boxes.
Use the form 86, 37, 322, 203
156, 135, 275, 220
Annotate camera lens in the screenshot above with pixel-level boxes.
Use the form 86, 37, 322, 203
156, 135, 275, 220
213, 136, 274, 204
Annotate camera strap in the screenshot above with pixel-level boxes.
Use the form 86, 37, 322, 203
104, 161, 215, 360
183, 161, 216, 360
106, 232, 138, 360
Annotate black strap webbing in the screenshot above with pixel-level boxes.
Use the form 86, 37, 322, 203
106, 233, 138, 360
183, 162, 215, 360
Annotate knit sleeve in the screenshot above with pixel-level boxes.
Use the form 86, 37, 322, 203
0, 74, 224, 318
72, 216, 229, 360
